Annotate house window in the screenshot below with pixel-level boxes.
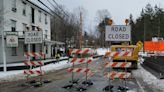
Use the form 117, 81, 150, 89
45, 30, 48, 39
32, 26, 35, 31
22, 2, 26, 16
11, 0, 16, 12
11, 20, 16, 32
40, 44, 42, 52
22, 23, 27, 31
12, 47, 17, 56
24, 45, 28, 52
31, 7, 35, 23
46, 45, 48, 54
45, 14, 47, 24
39, 11, 41, 22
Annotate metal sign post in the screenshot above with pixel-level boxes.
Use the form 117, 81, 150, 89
71, 62, 75, 83
125, 57, 127, 92
2, 30, 6, 72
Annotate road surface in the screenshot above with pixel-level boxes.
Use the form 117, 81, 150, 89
0, 58, 153, 92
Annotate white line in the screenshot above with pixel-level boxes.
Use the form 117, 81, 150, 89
136, 78, 145, 92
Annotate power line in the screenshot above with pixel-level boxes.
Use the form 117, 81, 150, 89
47, 0, 65, 18
37, 0, 63, 19
51, 0, 69, 17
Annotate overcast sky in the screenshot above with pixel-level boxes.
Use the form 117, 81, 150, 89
34, 0, 164, 32
55, 0, 164, 24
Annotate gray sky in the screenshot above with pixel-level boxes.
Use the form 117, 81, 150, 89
55, 0, 164, 25
33, 0, 164, 32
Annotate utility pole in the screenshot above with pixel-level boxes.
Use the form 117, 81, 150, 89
143, 16, 146, 53
2, 28, 6, 72
1, 11, 6, 72
79, 12, 83, 49
158, 18, 160, 38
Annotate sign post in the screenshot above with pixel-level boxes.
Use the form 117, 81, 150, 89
2, 30, 6, 72
25, 31, 43, 69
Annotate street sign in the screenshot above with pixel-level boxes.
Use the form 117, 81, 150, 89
25, 31, 43, 44
6, 32, 18, 47
105, 25, 131, 41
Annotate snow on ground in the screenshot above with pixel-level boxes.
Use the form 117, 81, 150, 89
133, 63, 164, 92
0, 60, 71, 82
0, 56, 99, 83
96, 48, 110, 55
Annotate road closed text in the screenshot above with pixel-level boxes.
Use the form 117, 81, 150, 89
105, 25, 131, 41
108, 34, 129, 40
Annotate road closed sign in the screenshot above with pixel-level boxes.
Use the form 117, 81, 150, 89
105, 25, 131, 41
25, 31, 43, 44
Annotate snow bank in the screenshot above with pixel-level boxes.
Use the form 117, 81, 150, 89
133, 64, 164, 91
96, 48, 110, 55
0, 57, 99, 83
0, 60, 70, 82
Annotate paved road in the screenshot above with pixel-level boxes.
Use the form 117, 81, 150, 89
0, 58, 153, 92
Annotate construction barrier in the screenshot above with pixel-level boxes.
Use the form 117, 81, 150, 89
23, 61, 44, 66
24, 52, 44, 58
105, 72, 131, 79
24, 70, 44, 75
69, 48, 91, 54
70, 58, 92, 63
23, 52, 51, 87
68, 68, 90, 73
63, 48, 93, 90
104, 51, 132, 57
103, 51, 132, 91
104, 62, 131, 68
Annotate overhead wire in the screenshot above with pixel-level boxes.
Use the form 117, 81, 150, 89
37, 0, 63, 19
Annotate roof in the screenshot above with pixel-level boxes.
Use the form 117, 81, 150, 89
44, 39, 65, 45
24, 0, 51, 15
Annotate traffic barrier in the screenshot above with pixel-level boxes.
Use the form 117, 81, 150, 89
23, 52, 51, 87
24, 52, 44, 58
70, 58, 92, 63
105, 72, 131, 79
24, 70, 44, 75
103, 51, 132, 91
68, 68, 90, 73
104, 62, 131, 68
23, 61, 44, 66
104, 51, 132, 57
69, 49, 91, 54
63, 49, 93, 90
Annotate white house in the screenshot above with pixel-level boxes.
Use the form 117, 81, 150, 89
0, 0, 57, 65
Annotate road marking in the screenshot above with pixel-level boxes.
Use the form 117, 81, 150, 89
136, 78, 145, 92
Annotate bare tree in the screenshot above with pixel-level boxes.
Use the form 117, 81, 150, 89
95, 9, 111, 47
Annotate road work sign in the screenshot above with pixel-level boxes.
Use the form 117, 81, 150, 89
25, 31, 43, 44
105, 25, 131, 41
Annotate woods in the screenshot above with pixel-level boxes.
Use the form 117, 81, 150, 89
130, 4, 164, 44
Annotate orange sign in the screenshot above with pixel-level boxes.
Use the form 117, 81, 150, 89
144, 41, 164, 51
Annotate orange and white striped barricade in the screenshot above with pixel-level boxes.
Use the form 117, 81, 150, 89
69, 48, 91, 55
63, 49, 93, 89
103, 51, 132, 91
68, 68, 91, 73
70, 58, 92, 64
23, 61, 45, 85
105, 72, 132, 79
104, 62, 131, 68
23, 70, 45, 85
23, 61, 44, 66
24, 52, 44, 58
104, 51, 132, 57
24, 70, 44, 75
